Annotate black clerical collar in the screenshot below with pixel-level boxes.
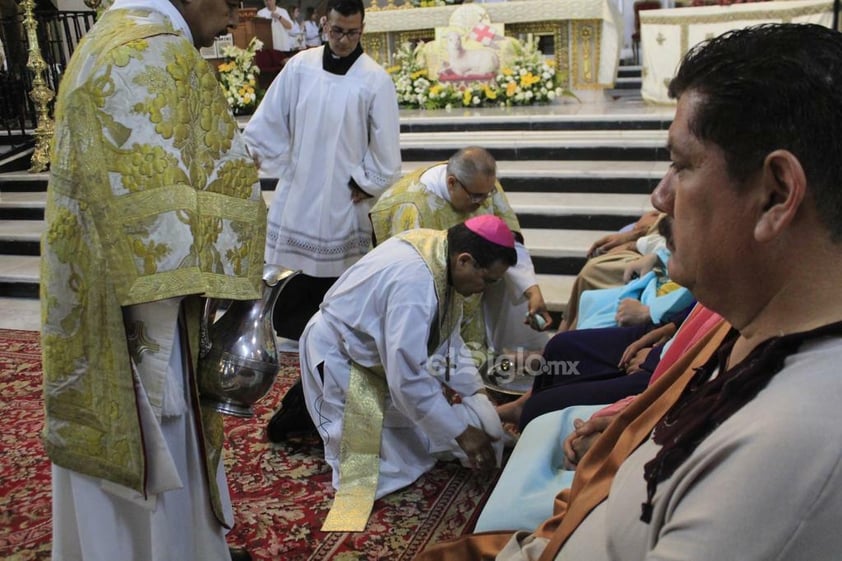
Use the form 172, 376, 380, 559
322, 43, 363, 75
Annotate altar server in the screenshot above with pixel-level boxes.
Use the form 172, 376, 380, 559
243, 0, 401, 341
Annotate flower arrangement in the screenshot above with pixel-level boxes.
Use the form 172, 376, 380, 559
386, 38, 573, 110
409, 0, 462, 6
217, 37, 263, 115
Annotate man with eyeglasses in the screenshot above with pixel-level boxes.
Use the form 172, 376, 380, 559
370, 146, 553, 368
243, 0, 400, 347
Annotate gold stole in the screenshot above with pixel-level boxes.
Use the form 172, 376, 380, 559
321, 229, 457, 531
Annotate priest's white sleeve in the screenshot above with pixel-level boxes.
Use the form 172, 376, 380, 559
504, 240, 539, 302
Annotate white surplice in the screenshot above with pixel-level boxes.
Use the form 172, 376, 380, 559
243, 46, 401, 277
256, 6, 294, 51
299, 236, 503, 499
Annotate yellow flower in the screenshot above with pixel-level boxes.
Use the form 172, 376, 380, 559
520, 72, 541, 88
411, 69, 428, 80
429, 84, 443, 96
506, 82, 518, 97
218, 61, 234, 73
501, 67, 513, 76
386, 65, 401, 74
463, 89, 473, 105
483, 84, 497, 100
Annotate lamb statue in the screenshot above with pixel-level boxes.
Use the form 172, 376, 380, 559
443, 31, 500, 77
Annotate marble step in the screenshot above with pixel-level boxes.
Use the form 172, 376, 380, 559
0, 296, 40, 331
0, 253, 579, 313
232, 98, 672, 134
0, 158, 669, 198
399, 129, 670, 161
0, 219, 41, 256
395, 97, 669, 133
0, 216, 614, 257
0, 164, 663, 225
0, 273, 580, 331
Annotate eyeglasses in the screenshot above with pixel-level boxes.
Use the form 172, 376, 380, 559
454, 178, 495, 204
328, 26, 362, 40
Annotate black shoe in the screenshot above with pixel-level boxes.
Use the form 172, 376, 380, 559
229, 546, 251, 561
266, 380, 316, 443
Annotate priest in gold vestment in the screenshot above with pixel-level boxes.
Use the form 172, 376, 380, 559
40, 0, 266, 559
369, 146, 552, 363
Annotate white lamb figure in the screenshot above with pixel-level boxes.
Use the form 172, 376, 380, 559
445, 32, 499, 76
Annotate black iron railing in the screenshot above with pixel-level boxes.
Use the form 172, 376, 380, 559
0, 10, 95, 140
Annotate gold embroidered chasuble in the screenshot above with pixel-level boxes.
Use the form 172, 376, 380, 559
40, 8, 266, 523
369, 164, 520, 356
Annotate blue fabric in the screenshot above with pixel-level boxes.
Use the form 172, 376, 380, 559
577, 270, 694, 330
474, 404, 606, 533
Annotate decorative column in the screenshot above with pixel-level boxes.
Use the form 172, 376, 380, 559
21, 0, 56, 173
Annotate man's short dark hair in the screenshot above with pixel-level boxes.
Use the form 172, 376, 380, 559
668, 23, 842, 240
326, 0, 364, 20
447, 222, 517, 269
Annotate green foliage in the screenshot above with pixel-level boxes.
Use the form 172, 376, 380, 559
386, 38, 575, 110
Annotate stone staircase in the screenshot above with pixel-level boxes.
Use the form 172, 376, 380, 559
0, 73, 674, 328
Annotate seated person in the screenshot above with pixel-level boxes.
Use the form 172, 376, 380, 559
515, 310, 691, 431
558, 210, 663, 332
497, 219, 692, 428
414, 24, 842, 560
369, 146, 553, 359
574, 228, 693, 331
299, 216, 516, 531
477, 304, 724, 533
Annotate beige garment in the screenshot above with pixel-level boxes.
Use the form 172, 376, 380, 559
562, 213, 664, 330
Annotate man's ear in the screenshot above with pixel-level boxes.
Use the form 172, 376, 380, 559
454, 252, 474, 270
754, 149, 806, 243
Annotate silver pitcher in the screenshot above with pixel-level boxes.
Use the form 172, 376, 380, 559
197, 265, 300, 417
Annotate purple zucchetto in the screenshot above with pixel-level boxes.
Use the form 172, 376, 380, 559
464, 215, 515, 249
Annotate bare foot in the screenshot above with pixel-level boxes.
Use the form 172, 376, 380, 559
496, 390, 531, 425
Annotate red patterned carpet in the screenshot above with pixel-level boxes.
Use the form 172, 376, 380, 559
0, 328, 497, 561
